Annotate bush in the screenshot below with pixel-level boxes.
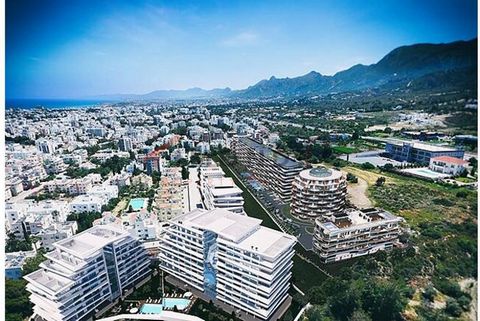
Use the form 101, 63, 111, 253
375, 177, 386, 186
422, 285, 436, 302
456, 190, 468, 198
433, 279, 463, 298
361, 162, 375, 170
445, 298, 462, 317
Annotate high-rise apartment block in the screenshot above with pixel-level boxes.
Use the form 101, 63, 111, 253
159, 209, 296, 320
24, 225, 150, 321
233, 136, 303, 200
291, 167, 347, 220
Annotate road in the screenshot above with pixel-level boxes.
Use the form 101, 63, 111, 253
216, 155, 314, 250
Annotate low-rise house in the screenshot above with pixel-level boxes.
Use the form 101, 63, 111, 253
69, 195, 106, 213
429, 156, 469, 176
131, 173, 153, 189
5, 250, 37, 279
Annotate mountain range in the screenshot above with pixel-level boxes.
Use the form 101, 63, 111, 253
95, 38, 477, 101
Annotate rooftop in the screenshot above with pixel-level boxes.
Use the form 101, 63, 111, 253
55, 225, 128, 258
299, 167, 344, 181
239, 137, 302, 169
431, 155, 468, 165
385, 138, 462, 153
318, 208, 402, 233
171, 209, 295, 258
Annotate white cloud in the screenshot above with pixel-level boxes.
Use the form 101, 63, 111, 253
222, 32, 259, 47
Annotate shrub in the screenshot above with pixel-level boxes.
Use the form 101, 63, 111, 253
445, 298, 462, 317
422, 285, 436, 302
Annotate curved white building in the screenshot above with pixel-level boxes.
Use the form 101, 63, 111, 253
291, 167, 347, 220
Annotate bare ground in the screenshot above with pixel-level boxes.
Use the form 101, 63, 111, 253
346, 177, 373, 208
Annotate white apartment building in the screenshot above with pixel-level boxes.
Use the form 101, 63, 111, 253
6, 200, 70, 238
429, 155, 469, 176
46, 176, 93, 195
92, 149, 130, 163
291, 167, 347, 220
118, 137, 133, 152
159, 209, 296, 320
24, 225, 151, 321
36, 138, 56, 154
314, 208, 402, 263
69, 195, 105, 213
201, 177, 244, 214
233, 136, 303, 201
39, 222, 79, 251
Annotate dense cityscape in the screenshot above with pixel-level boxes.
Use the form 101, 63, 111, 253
5, 93, 478, 321
4, 1, 478, 321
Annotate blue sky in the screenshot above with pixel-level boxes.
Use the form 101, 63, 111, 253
6, 0, 477, 99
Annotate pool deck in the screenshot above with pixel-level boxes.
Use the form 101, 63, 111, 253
165, 275, 292, 321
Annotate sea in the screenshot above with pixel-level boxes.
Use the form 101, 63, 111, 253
5, 99, 113, 109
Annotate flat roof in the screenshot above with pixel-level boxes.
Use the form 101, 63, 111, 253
239, 137, 303, 169
55, 224, 129, 258
171, 209, 295, 258
385, 138, 462, 153
299, 167, 343, 181
318, 208, 402, 232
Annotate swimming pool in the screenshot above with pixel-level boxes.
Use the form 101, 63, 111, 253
140, 304, 163, 314
139, 298, 191, 314
128, 198, 148, 211
162, 298, 191, 310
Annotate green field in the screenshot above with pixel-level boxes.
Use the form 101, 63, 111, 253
332, 146, 358, 154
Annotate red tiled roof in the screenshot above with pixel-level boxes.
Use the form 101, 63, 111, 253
431, 156, 468, 165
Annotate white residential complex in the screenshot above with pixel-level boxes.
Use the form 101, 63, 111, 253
233, 136, 303, 200
159, 208, 296, 320
313, 208, 402, 263
200, 160, 244, 214
24, 225, 150, 321
291, 167, 347, 220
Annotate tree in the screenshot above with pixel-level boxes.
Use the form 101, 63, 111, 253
22, 250, 46, 275
382, 163, 394, 171
347, 173, 358, 183
383, 127, 392, 134
5, 233, 32, 253
190, 154, 201, 164
445, 298, 462, 317
5, 279, 33, 321
181, 166, 189, 180
361, 162, 375, 170
350, 309, 372, 321
422, 285, 436, 302
375, 177, 386, 186
360, 281, 405, 321
129, 150, 136, 160
151, 171, 161, 185
67, 211, 102, 232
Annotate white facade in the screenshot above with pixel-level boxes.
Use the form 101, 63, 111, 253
233, 136, 303, 201
159, 209, 296, 320
291, 167, 347, 220
314, 208, 402, 263
24, 225, 150, 321
201, 177, 244, 214
69, 195, 105, 213
429, 156, 468, 175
